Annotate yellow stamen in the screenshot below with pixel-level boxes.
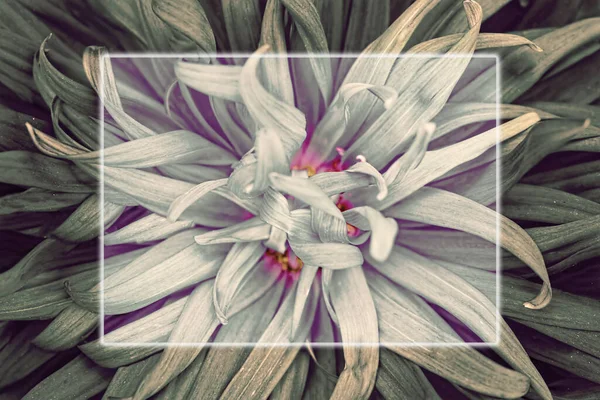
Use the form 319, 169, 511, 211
292, 165, 317, 177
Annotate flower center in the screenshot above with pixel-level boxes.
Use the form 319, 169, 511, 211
292, 164, 317, 177
264, 248, 304, 273
336, 194, 360, 237
291, 146, 347, 176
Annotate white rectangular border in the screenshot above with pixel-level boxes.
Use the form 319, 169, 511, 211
98, 53, 502, 347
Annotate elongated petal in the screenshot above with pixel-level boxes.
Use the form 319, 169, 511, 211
253, 128, 288, 193
259, 0, 295, 105
291, 265, 318, 337
175, 62, 242, 102
281, 0, 332, 101
346, 160, 388, 200
372, 113, 541, 209
239, 45, 306, 157
81, 299, 187, 367
84, 243, 226, 315
220, 289, 318, 400
185, 284, 284, 399
0, 324, 55, 390
0, 280, 71, 320
269, 172, 342, 218
504, 184, 600, 224
104, 353, 162, 400
33, 305, 97, 351
23, 355, 112, 400
344, 206, 398, 262
330, 267, 378, 399
152, 0, 216, 53
222, 0, 261, 53
377, 350, 441, 400
84, 47, 157, 140
455, 19, 600, 103
0, 188, 87, 215
132, 280, 220, 399
410, 32, 542, 53
167, 178, 229, 222
288, 239, 363, 269
195, 217, 271, 245
0, 150, 93, 193
98, 165, 244, 227
104, 213, 195, 245
387, 187, 551, 308
443, 263, 600, 332
346, 0, 483, 169
369, 247, 551, 398
213, 241, 264, 324
31, 124, 236, 167
372, 287, 530, 398
0, 238, 68, 296
383, 122, 435, 185
53, 195, 124, 242
310, 171, 372, 196
270, 352, 310, 400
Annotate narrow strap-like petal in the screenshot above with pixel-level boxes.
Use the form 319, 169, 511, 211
329, 267, 378, 399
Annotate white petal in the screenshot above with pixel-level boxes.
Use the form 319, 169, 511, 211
167, 178, 229, 222
195, 217, 271, 245
344, 206, 398, 262
269, 173, 343, 219
213, 241, 265, 324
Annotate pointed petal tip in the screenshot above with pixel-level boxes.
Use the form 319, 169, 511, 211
523, 284, 552, 310
530, 43, 544, 52
375, 187, 389, 201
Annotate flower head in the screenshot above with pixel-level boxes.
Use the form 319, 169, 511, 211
1, 1, 600, 400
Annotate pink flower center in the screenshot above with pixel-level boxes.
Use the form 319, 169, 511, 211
264, 247, 304, 274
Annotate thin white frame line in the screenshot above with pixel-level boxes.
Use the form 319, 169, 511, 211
106, 52, 499, 59
98, 52, 502, 347
99, 338, 503, 348
495, 55, 502, 345
99, 53, 106, 343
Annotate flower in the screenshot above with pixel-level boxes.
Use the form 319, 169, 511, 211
1, 0, 600, 400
